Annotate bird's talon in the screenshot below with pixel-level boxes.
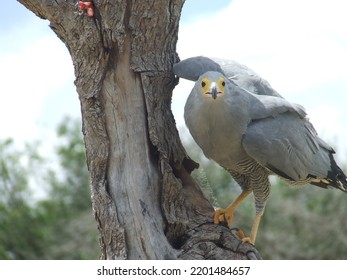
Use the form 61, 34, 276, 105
241, 237, 254, 245
234, 229, 246, 240
213, 208, 224, 224
214, 208, 233, 228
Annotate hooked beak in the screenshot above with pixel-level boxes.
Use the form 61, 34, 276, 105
210, 82, 218, 100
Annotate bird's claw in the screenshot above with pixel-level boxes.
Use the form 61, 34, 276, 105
213, 208, 234, 228
241, 237, 253, 244
233, 228, 246, 240
231, 228, 254, 244
214, 210, 255, 244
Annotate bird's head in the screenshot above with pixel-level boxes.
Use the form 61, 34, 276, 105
198, 71, 226, 100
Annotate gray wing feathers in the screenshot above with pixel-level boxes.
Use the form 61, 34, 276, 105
248, 94, 307, 120
173, 56, 282, 97
173, 56, 223, 81
243, 112, 334, 181
211, 57, 282, 98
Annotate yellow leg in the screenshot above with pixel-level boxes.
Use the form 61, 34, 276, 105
242, 212, 262, 245
214, 190, 252, 228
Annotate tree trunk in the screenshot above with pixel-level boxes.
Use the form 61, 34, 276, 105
19, 0, 261, 260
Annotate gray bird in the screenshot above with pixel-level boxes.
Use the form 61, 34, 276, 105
174, 56, 347, 244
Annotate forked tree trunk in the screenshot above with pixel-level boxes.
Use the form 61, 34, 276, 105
19, 0, 260, 260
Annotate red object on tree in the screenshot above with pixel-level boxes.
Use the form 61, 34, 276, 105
78, 1, 94, 17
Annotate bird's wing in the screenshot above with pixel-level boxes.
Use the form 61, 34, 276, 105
173, 56, 223, 81
212, 58, 282, 97
248, 93, 306, 120
243, 94, 334, 181
173, 56, 282, 97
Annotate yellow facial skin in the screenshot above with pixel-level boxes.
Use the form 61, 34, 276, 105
200, 76, 226, 99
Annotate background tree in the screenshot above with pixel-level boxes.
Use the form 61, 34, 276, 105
0, 119, 99, 259
18, 0, 259, 259
0, 139, 44, 259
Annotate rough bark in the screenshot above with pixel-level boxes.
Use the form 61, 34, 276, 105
19, 0, 261, 260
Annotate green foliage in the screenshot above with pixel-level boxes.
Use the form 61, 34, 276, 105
0, 118, 99, 259
184, 136, 347, 259
0, 139, 46, 259
47, 117, 91, 212
257, 181, 347, 259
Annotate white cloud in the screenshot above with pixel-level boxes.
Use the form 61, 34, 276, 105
176, 0, 347, 85
0, 25, 75, 146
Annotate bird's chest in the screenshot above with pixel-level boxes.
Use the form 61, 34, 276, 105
185, 101, 247, 164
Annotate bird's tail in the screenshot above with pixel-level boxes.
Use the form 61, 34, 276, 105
334, 167, 347, 193
310, 155, 347, 193
326, 154, 347, 193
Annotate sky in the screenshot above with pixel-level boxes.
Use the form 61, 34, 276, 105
1, 0, 347, 162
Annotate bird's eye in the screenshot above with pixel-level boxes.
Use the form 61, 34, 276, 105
201, 81, 206, 87
221, 81, 226, 87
